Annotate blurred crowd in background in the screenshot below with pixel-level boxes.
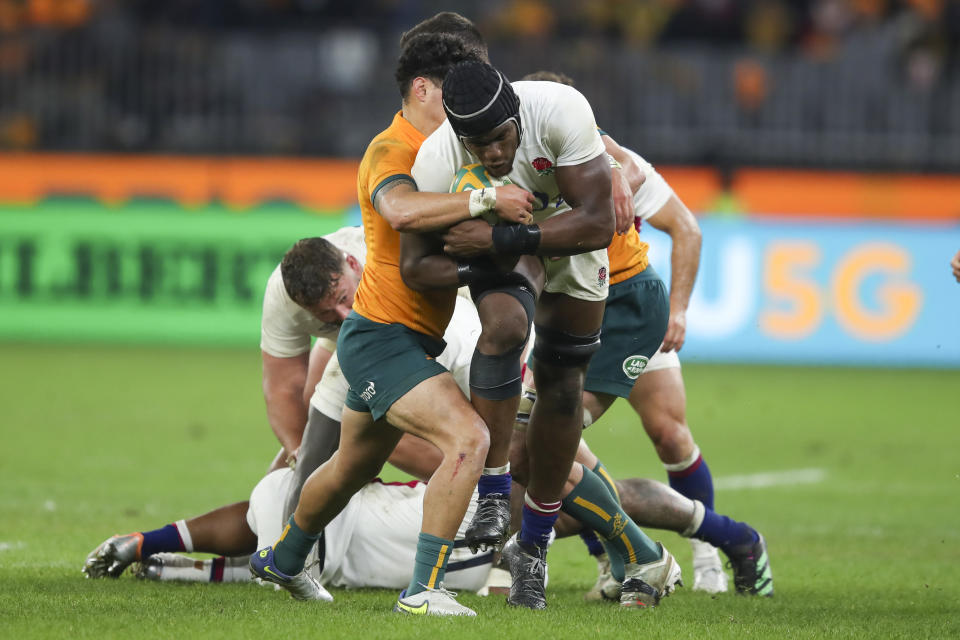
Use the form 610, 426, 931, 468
1, 0, 959, 169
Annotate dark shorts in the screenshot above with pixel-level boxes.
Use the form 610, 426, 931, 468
337, 311, 448, 421
584, 267, 669, 399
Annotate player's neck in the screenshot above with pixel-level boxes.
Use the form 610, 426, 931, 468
401, 101, 444, 138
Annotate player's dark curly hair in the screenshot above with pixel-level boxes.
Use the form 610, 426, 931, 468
400, 12, 488, 62
522, 70, 575, 86
395, 33, 483, 101
280, 237, 344, 308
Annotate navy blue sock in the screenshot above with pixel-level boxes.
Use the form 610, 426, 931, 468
478, 472, 512, 498
518, 500, 559, 549
668, 453, 715, 510
579, 529, 605, 557
140, 524, 184, 558
695, 509, 758, 553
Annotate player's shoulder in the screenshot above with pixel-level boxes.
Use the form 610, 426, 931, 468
513, 80, 588, 110
263, 263, 285, 298
361, 120, 418, 170
323, 225, 363, 250
362, 131, 415, 165
323, 225, 366, 262
417, 119, 458, 158
413, 119, 465, 186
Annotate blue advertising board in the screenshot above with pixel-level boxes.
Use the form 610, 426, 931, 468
643, 218, 960, 368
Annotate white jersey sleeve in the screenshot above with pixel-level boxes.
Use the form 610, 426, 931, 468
259, 226, 366, 358
411, 120, 470, 195
526, 82, 606, 167
624, 148, 675, 221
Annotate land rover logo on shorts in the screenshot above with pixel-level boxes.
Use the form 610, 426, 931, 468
622, 355, 648, 379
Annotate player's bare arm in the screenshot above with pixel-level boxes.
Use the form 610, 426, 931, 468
951, 249, 960, 282
602, 134, 645, 235
646, 195, 702, 352
399, 230, 459, 290
442, 155, 614, 258
261, 350, 309, 458
373, 174, 534, 233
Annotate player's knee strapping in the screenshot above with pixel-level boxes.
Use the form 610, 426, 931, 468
532, 324, 601, 367
470, 342, 525, 400
469, 279, 536, 400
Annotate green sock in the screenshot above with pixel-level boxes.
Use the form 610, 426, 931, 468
273, 515, 320, 576
407, 532, 454, 596
592, 460, 621, 504
563, 464, 661, 580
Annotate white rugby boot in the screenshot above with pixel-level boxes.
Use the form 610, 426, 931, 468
691, 538, 729, 594
394, 584, 477, 616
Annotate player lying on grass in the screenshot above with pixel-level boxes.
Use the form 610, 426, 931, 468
82, 442, 750, 599
513, 70, 772, 598
84, 292, 769, 604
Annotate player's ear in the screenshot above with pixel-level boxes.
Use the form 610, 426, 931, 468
345, 254, 362, 275
411, 76, 429, 103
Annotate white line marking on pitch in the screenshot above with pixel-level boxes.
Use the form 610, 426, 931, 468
714, 468, 827, 490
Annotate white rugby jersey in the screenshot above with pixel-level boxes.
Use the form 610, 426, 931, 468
259, 226, 366, 358
413, 80, 607, 224
246, 469, 490, 592
623, 148, 675, 222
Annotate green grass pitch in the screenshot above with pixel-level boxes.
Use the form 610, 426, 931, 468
1, 343, 957, 638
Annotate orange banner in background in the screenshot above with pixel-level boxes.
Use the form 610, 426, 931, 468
0, 153, 360, 211
1, 152, 958, 220
730, 169, 960, 221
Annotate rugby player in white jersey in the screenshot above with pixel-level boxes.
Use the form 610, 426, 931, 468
84, 227, 767, 602
508, 70, 771, 599
406, 61, 691, 610
260, 227, 366, 474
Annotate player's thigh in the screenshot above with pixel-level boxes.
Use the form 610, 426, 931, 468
581, 389, 617, 423
535, 291, 604, 335
385, 371, 488, 452
338, 312, 450, 421
629, 365, 689, 437
334, 407, 403, 481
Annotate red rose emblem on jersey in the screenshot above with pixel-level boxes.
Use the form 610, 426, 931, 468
598, 266, 607, 287
532, 157, 554, 175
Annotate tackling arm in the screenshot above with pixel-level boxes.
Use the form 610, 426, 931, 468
645, 195, 701, 352
375, 178, 533, 233
539, 153, 616, 255
602, 134, 646, 235
399, 230, 460, 291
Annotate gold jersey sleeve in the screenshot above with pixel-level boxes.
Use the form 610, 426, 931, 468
607, 227, 650, 285
353, 112, 456, 338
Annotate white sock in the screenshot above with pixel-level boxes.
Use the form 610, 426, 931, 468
174, 519, 194, 552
